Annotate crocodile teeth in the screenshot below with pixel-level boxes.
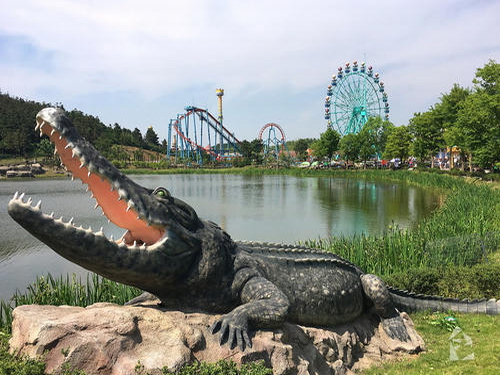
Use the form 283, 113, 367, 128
126, 200, 135, 212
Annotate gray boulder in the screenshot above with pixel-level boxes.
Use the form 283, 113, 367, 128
9, 301, 424, 375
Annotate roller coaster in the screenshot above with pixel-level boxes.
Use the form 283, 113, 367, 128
167, 106, 242, 164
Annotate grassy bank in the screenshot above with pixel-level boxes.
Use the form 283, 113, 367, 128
1, 274, 498, 374
365, 312, 500, 375
1, 169, 498, 373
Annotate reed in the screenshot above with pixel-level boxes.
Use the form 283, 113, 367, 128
305, 175, 500, 276
0, 273, 141, 331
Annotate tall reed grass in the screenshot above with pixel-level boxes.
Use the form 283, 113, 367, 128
0, 273, 141, 332
305, 171, 500, 276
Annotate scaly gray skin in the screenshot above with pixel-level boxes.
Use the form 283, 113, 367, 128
8, 108, 499, 351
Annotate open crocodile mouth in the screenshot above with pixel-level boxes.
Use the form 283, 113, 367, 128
10, 108, 167, 250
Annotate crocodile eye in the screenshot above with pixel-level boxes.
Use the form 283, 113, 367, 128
153, 187, 171, 199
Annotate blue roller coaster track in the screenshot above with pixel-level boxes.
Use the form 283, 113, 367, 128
167, 106, 242, 164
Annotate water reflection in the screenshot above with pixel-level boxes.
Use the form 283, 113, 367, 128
313, 178, 441, 235
0, 174, 442, 301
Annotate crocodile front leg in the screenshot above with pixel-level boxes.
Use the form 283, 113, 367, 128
361, 274, 410, 341
211, 273, 290, 350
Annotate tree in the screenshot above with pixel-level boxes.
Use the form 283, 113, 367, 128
311, 128, 340, 159
144, 126, 160, 149
293, 139, 311, 160
35, 138, 55, 163
357, 131, 374, 165
434, 84, 470, 131
408, 110, 443, 165
238, 139, 263, 165
338, 133, 361, 164
456, 91, 500, 169
473, 59, 500, 96
359, 117, 394, 157
383, 126, 412, 161
132, 128, 144, 148
454, 60, 500, 169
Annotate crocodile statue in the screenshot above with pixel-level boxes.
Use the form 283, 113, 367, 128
8, 108, 499, 351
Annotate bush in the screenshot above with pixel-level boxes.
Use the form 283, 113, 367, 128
0, 328, 46, 375
383, 262, 500, 299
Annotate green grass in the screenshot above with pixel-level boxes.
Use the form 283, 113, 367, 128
0, 273, 141, 332
364, 312, 500, 374
0, 328, 46, 375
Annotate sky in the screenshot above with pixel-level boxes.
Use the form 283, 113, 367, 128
1, 0, 499, 144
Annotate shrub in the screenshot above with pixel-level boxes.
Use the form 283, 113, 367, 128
383, 262, 500, 299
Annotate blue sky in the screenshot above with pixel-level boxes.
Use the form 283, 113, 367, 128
1, 0, 499, 142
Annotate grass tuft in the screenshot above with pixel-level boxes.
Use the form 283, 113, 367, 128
0, 273, 141, 332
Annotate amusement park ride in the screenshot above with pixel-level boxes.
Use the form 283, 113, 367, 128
258, 122, 288, 159
166, 89, 242, 164
166, 89, 289, 164
166, 61, 389, 165
325, 61, 389, 136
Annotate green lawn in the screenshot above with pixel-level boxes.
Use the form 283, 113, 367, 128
365, 312, 500, 374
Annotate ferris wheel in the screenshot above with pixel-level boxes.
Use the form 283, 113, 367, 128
324, 61, 389, 136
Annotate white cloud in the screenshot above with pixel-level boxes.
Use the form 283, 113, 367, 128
0, 0, 499, 140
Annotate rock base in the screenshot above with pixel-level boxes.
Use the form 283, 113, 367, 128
9, 301, 425, 375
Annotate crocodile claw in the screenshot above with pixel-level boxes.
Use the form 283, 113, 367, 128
211, 312, 252, 351
382, 315, 411, 342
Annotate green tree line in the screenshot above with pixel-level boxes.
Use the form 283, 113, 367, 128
2, 60, 497, 169
289, 60, 499, 170
0, 92, 163, 161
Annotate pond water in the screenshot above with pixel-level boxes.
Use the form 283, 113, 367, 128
0, 174, 443, 301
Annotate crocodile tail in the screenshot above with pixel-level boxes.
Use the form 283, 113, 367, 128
388, 286, 500, 315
